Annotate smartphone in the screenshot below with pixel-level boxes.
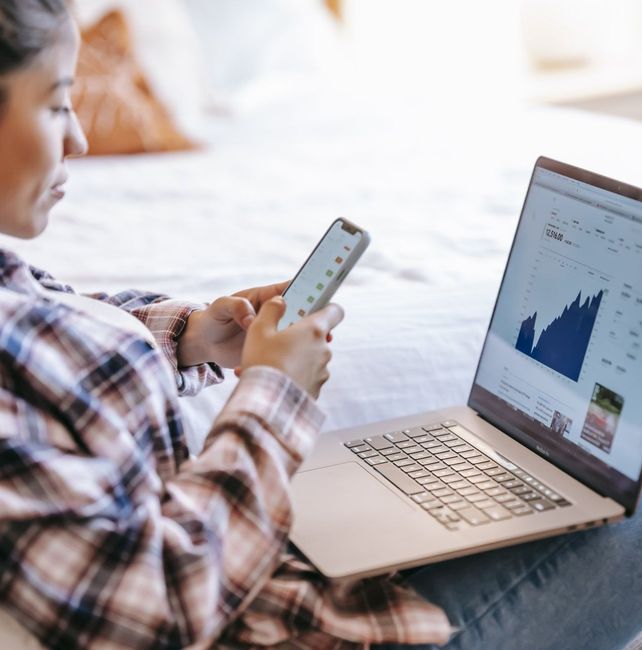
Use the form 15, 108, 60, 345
278, 218, 370, 330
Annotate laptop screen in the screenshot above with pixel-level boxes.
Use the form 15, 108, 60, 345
469, 157, 642, 513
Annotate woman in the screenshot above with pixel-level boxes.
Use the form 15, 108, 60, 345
0, 2, 640, 650
0, 1, 453, 648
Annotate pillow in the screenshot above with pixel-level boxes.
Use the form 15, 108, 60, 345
72, 9, 195, 155
182, 0, 342, 97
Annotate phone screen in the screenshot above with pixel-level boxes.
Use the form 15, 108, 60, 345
280, 220, 365, 329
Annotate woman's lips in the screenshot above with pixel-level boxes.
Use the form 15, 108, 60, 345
50, 186, 65, 201
50, 179, 67, 201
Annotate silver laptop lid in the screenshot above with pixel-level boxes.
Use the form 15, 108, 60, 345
469, 157, 642, 514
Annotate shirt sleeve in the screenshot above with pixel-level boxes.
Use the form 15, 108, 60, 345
0, 362, 324, 649
29, 264, 222, 396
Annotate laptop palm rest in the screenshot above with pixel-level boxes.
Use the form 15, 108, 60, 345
290, 462, 445, 579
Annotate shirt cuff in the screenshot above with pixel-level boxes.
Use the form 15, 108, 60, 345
211, 366, 325, 464
135, 299, 224, 396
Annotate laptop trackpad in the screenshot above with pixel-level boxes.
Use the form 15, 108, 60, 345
290, 462, 427, 579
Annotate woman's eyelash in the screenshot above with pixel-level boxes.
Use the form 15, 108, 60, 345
52, 106, 72, 115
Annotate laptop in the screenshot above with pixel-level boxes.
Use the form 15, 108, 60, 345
289, 156, 642, 580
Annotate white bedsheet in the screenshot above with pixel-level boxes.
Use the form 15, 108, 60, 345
5, 88, 642, 451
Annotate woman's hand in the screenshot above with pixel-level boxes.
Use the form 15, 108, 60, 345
239, 296, 344, 398
176, 281, 288, 369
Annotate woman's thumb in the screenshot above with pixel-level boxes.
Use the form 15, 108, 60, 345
256, 296, 287, 330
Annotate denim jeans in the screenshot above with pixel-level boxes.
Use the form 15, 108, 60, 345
376, 506, 642, 650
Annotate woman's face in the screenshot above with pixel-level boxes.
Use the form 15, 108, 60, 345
0, 15, 87, 239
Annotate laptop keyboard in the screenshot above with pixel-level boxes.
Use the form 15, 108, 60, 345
344, 420, 572, 531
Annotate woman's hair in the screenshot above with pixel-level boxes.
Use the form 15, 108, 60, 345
0, 0, 69, 77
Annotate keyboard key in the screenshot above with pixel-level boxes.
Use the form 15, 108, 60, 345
427, 445, 450, 455
460, 450, 482, 459
477, 480, 498, 491
351, 445, 371, 453
531, 499, 555, 512
402, 446, 423, 455
345, 439, 365, 448
477, 461, 498, 471
433, 509, 460, 525
466, 493, 489, 503
393, 458, 414, 467
503, 479, 524, 489
511, 486, 531, 495
421, 439, 445, 450
434, 451, 457, 461
412, 492, 439, 504
408, 469, 431, 479
458, 507, 490, 525
504, 499, 528, 510
365, 435, 394, 450
421, 461, 446, 471
450, 499, 472, 510
470, 455, 491, 465
484, 467, 505, 477
409, 451, 431, 461
441, 494, 464, 505
443, 456, 465, 466
387, 453, 407, 462
396, 440, 417, 449
384, 431, 410, 444
495, 493, 518, 504
411, 435, 433, 444
512, 505, 534, 516
431, 429, 453, 438
433, 488, 454, 498
433, 468, 455, 478
483, 504, 512, 521
424, 481, 448, 492
556, 499, 573, 507
493, 473, 515, 483
450, 480, 471, 490
460, 468, 482, 478
520, 491, 541, 501
457, 487, 480, 496
374, 463, 425, 494
450, 462, 473, 472
406, 427, 431, 439
437, 434, 459, 443
444, 438, 464, 448
381, 447, 400, 456
442, 474, 464, 484
421, 501, 445, 512
451, 444, 473, 453
468, 474, 490, 484
365, 457, 387, 466
472, 498, 495, 510
400, 463, 424, 474
441, 420, 459, 428
358, 450, 379, 459
417, 476, 441, 486
486, 487, 508, 497
446, 497, 470, 510
422, 423, 444, 432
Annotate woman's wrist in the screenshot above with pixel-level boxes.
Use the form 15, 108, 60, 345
176, 309, 209, 367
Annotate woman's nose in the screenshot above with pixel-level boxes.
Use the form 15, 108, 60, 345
64, 110, 88, 158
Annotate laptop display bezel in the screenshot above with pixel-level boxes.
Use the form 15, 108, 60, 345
468, 156, 642, 515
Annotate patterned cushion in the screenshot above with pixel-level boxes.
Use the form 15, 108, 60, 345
72, 9, 195, 155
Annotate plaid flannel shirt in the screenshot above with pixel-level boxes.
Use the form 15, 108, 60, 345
0, 249, 451, 649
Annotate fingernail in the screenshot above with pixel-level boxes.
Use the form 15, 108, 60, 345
242, 315, 254, 328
